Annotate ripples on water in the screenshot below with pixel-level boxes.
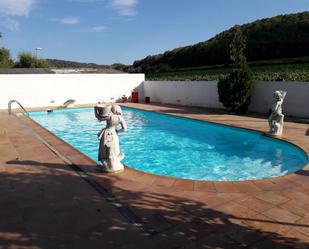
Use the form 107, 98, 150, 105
29, 107, 308, 181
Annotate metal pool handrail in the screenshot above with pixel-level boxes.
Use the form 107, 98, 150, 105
8, 100, 29, 116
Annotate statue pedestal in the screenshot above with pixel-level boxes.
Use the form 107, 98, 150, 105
269, 115, 284, 136
102, 162, 124, 173
102, 152, 125, 173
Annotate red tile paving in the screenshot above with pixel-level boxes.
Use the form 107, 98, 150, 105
1, 103, 309, 248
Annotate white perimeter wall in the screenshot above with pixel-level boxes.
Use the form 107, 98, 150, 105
0, 74, 145, 109
141, 81, 223, 109
1, 75, 308, 118
250, 81, 309, 118
143, 81, 309, 118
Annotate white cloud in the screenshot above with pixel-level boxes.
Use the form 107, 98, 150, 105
0, 0, 37, 16
70, 0, 103, 2
50, 17, 80, 25
111, 0, 138, 16
60, 17, 80, 25
0, 18, 20, 31
79, 25, 107, 33
90, 25, 107, 32
68, 0, 138, 17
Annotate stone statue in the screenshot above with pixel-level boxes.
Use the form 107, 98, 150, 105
268, 90, 287, 136
94, 104, 127, 173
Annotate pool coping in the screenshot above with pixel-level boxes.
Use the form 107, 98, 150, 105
21, 103, 309, 193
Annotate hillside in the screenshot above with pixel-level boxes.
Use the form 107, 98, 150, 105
47, 59, 111, 69
132, 11, 309, 73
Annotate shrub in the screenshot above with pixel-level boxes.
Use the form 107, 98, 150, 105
0, 47, 13, 68
218, 26, 253, 114
217, 68, 253, 114
15, 52, 51, 68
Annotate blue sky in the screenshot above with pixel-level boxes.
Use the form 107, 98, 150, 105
0, 0, 308, 65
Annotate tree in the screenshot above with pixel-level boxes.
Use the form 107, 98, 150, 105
217, 26, 253, 114
229, 25, 247, 69
15, 52, 51, 68
0, 47, 13, 68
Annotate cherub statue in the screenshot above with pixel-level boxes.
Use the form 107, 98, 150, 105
268, 90, 287, 136
94, 104, 127, 173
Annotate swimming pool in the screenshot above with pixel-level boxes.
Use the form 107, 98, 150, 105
29, 107, 308, 181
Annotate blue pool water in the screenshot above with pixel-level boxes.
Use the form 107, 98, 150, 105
29, 107, 307, 181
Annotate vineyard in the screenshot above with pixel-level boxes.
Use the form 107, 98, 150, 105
146, 62, 309, 82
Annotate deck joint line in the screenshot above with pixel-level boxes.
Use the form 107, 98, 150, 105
12, 113, 159, 237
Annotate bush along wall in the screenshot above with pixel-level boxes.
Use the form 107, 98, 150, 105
218, 25, 253, 114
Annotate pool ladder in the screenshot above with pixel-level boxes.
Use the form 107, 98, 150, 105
8, 100, 29, 116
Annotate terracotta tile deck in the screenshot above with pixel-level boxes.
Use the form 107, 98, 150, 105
0, 103, 309, 248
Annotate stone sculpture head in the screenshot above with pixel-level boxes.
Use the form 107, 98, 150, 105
111, 105, 122, 115
94, 104, 112, 121
273, 90, 286, 101
274, 91, 282, 101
